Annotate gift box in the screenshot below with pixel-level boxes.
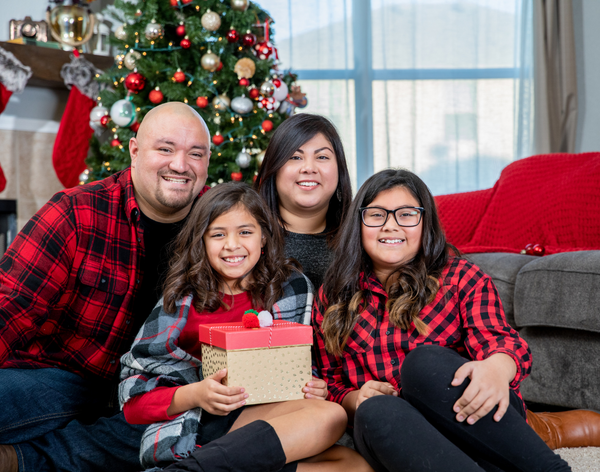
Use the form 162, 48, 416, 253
199, 320, 312, 405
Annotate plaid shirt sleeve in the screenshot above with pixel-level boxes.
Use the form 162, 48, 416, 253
456, 261, 532, 388
312, 288, 356, 404
0, 191, 78, 364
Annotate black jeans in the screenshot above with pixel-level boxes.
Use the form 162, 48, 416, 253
353, 345, 571, 472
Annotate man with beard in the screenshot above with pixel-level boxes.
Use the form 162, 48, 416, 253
0, 103, 211, 472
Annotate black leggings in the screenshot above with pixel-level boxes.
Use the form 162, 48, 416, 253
353, 345, 571, 472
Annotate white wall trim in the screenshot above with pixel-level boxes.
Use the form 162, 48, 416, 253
0, 116, 59, 134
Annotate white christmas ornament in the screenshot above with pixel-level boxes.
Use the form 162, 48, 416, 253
110, 99, 136, 127
230, 95, 253, 114
201, 51, 220, 72
257, 310, 274, 327
89, 105, 108, 124
277, 100, 295, 117
272, 81, 289, 101
235, 150, 252, 168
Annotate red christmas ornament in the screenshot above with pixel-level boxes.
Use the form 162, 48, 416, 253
254, 41, 274, 60
239, 77, 250, 87
173, 70, 186, 83
100, 115, 110, 127
111, 138, 121, 147
272, 78, 281, 87
124, 71, 146, 94
227, 28, 239, 43
249, 88, 260, 99
259, 97, 270, 108
241, 32, 256, 47
231, 171, 243, 181
181, 0, 193, 4
149, 87, 164, 104
130, 121, 140, 133
212, 133, 224, 146
253, 174, 257, 183
522, 243, 534, 255
216, 62, 223, 72
242, 312, 260, 328
170, 0, 179, 6
532, 244, 546, 256
196, 96, 208, 108
176, 24, 186, 36
180, 37, 191, 49
261, 120, 274, 132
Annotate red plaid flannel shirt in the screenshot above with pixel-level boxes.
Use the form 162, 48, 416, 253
312, 257, 532, 405
0, 169, 208, 380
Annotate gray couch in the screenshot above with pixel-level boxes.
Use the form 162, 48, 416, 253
466, 251, 600, 411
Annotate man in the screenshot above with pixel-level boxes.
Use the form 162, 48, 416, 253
0, 102, 211, 472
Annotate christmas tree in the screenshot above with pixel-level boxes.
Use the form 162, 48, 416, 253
85, 0, 307, 186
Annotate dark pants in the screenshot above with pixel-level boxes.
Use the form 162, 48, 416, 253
0, 368, 146, 472
353, 345, 571, 472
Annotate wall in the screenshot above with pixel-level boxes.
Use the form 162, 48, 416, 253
573, 0, 600, 153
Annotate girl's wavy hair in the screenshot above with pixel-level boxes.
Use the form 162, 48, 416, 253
320, 168, 452, 356
253, 113, 352, 242
162, 182, 297, 314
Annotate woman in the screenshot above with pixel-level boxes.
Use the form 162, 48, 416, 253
255, 113, 352, 290
312, 168, 571, 472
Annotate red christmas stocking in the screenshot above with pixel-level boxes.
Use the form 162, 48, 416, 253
0, 46, 32, 193
52, 52, 100, 188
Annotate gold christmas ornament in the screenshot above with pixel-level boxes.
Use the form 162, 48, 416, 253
212, 94, 231, 111
123, 50, 142, 70
144, 19, 163, 40
114, 23, 127, 40
201, 51, 220, 72
256, 150, 266, 166
230, 0, 249, 11
201, 9, 221, 31
234, 57, 256, 79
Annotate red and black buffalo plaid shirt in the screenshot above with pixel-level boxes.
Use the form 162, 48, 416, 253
0, 169, 208, 380
312, 257, 532, 405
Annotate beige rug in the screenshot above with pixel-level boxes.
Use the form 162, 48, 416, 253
556, 447, 600, 471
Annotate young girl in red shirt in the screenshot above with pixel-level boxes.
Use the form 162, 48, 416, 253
119, 182, 373, 472
313, 169, 571, 472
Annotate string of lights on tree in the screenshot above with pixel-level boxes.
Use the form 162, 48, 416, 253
84, 0, 307, 186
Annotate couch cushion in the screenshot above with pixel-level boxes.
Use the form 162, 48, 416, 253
465, 253, 536, 328
514, 251, 600, 332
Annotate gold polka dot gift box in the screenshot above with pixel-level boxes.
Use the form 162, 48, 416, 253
199, 320, 312, 405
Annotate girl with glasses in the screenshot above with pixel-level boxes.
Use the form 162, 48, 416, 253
312, 168, 571, 472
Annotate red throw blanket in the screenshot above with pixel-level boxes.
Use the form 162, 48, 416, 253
435, 152, 600, 255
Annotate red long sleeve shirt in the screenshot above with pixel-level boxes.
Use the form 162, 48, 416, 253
312, 257, 532, 406
123, 291, 253, 424
0, 168, 209, 380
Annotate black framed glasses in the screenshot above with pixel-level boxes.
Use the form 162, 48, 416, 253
360, 206, 424, 227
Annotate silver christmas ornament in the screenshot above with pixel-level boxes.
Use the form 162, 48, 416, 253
123, 50, 142, 70
110, 99, 136, 127
201, 10, 221, 31
236, 150, 252, 168
260, 80, 275, 97
212, 94, 231, 111
230, 95, 253, 114
114, 24, 127, 41
231, 0, 249, 11
201, 51, 220, 72
144, 19, 163, 40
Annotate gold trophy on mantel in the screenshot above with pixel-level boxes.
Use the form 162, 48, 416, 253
46, 0, 95, 51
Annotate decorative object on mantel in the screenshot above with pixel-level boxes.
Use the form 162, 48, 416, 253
46, 2, 96, 51
9, 16, 50, 43
52, 50, 100, 188
0, 47, 33, 193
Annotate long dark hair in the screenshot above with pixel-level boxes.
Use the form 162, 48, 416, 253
254, 113, 352, 241
162, 182, 297, 314
321, 169, 450, 356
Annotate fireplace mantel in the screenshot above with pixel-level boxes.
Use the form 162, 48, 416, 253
0, 41, 113, 89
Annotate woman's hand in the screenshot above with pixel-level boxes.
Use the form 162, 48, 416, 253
303, 377, 328, 400
356, 380, 398, 409
451, 353, 517, 425
168, 369, 248, 417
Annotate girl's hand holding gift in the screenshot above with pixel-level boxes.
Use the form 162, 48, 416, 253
303, 377, 328, 400
169, 369, 249, 417
451, 353, 517, 425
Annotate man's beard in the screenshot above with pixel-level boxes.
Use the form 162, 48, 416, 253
155, 171, 197, 210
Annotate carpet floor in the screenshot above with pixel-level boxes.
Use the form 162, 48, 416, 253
555, 447, 600, 471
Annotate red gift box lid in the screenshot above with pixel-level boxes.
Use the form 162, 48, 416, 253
199, 320, 312, 350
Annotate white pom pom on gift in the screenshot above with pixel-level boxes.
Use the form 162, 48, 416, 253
257, 310, 274, 327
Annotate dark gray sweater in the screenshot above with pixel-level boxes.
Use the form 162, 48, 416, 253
284, 231, 334, 291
